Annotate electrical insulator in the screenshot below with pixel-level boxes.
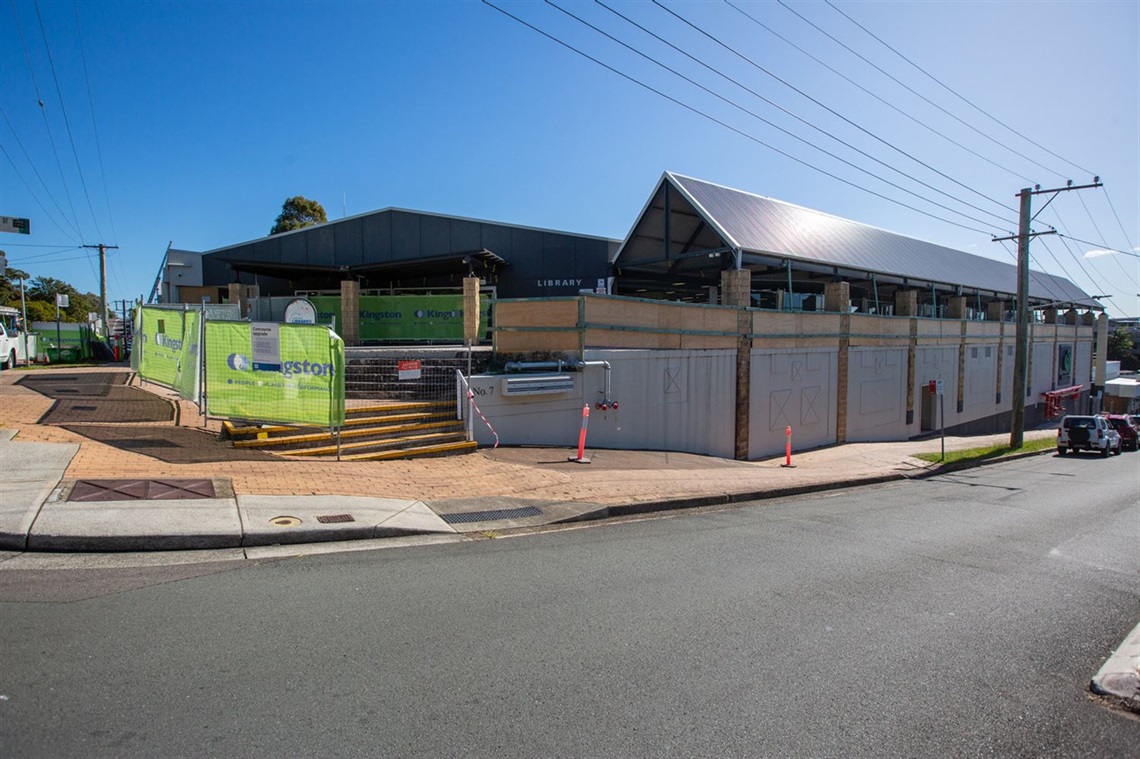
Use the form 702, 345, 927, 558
611, 401, 618, 410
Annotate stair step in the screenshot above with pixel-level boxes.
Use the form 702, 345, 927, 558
284, 425, 466, 456
338, 439, 478, 462
231, 412, 458, 447
347, 400, 452, 416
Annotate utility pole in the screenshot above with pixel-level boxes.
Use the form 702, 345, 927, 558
992, 179, 1101, 449
82, 243, 118, 342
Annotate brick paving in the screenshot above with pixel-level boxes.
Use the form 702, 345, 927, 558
1, 364, 1059, 507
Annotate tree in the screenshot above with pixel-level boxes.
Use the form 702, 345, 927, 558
1107, 325, 1135, 361
270, 196, 327, 235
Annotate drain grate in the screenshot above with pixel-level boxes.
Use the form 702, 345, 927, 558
68, 479, 217, 501
440, 505, 542, 524
316, 514, 355, 524
72, 405, 97, 411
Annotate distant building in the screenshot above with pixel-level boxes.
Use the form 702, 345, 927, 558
158, 208, 619, 304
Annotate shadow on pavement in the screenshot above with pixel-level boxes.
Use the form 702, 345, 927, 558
60, 424, 278, 464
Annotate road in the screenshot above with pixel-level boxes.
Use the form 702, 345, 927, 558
1, 452, 1137, 757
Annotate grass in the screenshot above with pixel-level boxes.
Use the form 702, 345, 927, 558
914, 435, 1056, 465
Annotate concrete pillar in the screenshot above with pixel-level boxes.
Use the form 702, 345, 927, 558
1043, 308, 1058, 324
1064, 308, 1079, 325
947, 296, 968, 319
824, 281, 850, 313
894, 289, 918, 317
720, 268, 751, 307
1095, 313, 1109, 391
987, 300, 1006, 322
720, 268, 752, 459
1081, 312, 1096, 326
227, 283, 247, 319
340, 279, 360, 346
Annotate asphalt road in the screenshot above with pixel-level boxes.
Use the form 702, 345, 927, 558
2, 452, 1138, 757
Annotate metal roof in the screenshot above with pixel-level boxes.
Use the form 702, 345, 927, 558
633, 173, 1097, 306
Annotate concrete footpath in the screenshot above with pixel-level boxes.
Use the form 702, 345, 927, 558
0, 364, 1063, 556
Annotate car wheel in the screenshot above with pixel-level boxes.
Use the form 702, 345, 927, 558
0, 351, 12, 370
1057, 446, 1067, 455
1101, 445, 1110, 457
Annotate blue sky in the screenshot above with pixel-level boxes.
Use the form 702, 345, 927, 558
1, 0, 1137, 317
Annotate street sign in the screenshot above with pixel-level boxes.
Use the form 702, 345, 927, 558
56, 294, 69, 308
936, 379, 944, 396
0, 217, 30, 235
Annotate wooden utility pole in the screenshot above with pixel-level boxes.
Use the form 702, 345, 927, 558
82, 243, 118, 342
992, 179, 1101, 449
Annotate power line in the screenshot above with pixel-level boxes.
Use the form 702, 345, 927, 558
0, 140, 82, 243
9, 0, 85, 241
0, 105, 82, 239
823, 0, 1096, 179
1055, 234, 1140, 260
995, 239, 1067, 304
1045, 215, 1115, 295
652, 0, 1014, 215
565, 1, 1014, 229
482, 1, 995, 235
1076, 190, 1138, 284
723, 0, 1036, 185
1102, 188, 1137, 253
73, 0, 118, 246
34, 0, 104, 242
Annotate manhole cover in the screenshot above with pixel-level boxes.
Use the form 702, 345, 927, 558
269, 516, 301, 527
68, 479, 217, 501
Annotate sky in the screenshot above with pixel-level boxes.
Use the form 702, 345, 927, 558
1, 0, 1137, 318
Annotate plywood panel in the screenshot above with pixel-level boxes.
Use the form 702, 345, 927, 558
495, 299, 579, 329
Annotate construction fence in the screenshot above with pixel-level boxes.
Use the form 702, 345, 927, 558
134, 304, 344, 429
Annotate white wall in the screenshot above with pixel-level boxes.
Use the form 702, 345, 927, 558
846, 347, 909, 442
465, 349, 737, 458
749, 348, 837, 458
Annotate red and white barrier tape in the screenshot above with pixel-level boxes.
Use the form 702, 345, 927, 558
468, 390, 499, 449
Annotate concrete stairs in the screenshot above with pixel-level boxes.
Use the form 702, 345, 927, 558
223, 400, 476, 461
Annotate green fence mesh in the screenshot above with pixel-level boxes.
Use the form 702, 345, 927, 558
309, 294, 490, 341
204, 321, 345, 427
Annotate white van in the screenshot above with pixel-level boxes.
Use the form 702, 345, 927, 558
0, 305, 33, 369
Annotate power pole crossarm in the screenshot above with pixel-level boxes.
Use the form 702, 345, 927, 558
994, 178, 1102, 450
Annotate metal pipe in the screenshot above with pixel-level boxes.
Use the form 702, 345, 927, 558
503, 359, 612, 400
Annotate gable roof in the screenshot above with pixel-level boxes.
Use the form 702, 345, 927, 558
614, 172, 1099, 307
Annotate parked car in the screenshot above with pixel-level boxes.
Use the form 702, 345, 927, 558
1104, 414, 1139, 452
1057, 415, 1122, 457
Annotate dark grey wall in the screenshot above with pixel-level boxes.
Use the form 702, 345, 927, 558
200, 210, 617, 298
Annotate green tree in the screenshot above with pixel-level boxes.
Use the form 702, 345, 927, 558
270, 196, 327, 235
1107, 325, 1135, 361
0, 267, 31, 310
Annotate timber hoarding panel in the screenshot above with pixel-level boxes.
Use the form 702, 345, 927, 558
583, 297, 736, 350
914, 318, 963, 345
494, 299, 580, 353
964, 321, 1003, 341
750, 312, 842, 349
849, 314, 910, 347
